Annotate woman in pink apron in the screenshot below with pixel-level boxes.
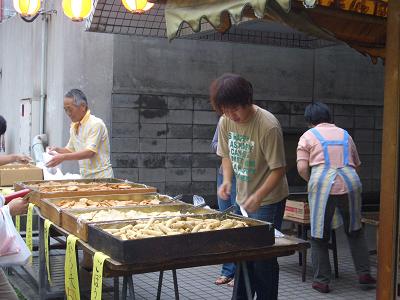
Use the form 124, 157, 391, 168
296, 102, 375, 293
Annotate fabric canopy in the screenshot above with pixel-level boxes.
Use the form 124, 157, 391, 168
164, 0, 387, 61
165, 0, 290, 40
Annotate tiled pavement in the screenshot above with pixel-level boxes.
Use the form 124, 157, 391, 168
6, 224, 377, 299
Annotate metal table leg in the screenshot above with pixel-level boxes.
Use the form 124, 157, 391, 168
113, 277, 119, 300
297, 224, 303, 266
38, 214, 48, 299
122, 276, 127, 300
232, 262, 241, 299
156, 271, 164, 300
241, 262, 252, 300
301, 249, 307, 282
172, 269, 179, 300
127, 276, 135, 300
232, 262, 252, 300
122, 276, 135, 300
156, 270, 179, 300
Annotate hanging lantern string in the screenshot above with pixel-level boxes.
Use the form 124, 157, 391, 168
13, 0, 154, 21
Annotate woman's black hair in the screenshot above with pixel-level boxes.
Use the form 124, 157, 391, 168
0, 115, 7, 135
304, 102, 332, 126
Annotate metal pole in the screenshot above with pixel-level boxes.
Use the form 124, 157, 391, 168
39, 6, 48, 135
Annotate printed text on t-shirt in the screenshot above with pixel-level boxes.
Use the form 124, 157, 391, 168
228, 132, 256, 182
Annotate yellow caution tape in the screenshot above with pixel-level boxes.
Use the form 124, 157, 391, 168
26, 203, 34, 264
65, 234, 80, 300
44, 219, 53, 284
15, 215, 20, 232
91, 252, 109, 300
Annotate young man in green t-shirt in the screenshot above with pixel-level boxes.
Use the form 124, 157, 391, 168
210, 73, 289, 300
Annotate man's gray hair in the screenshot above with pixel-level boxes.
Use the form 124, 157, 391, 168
65, 89, 88, 107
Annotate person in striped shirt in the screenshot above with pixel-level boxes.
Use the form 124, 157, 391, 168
46, 89, 113, 179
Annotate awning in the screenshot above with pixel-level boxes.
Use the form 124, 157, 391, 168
163, 0, 386, 60
86, 0, 387, 60
164, 0, 290, 40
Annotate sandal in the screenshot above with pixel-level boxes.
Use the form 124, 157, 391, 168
227, 279, 235, 287
215, 276, 233, 285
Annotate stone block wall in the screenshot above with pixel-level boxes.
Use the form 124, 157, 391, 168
111, 93, 382, 208
111, 93, 220, 205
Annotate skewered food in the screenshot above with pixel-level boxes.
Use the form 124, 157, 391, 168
117, 184, 131, 189
138, 199, 161, 205
66, 185, 79, 191
104, 217, 249, 240
57, 195, 167, 209
76, 209, 193, 222
33, 182, 142, 193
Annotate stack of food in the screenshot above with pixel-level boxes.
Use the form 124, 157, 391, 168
15, 178, 274, 265
88, 213, 274, 264
15, 179, 157, 208
38, 183, 132, 193
57, 196, 166, 209
76, 209, 194, 223
104, 216, 249, 240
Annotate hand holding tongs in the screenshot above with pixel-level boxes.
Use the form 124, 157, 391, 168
171, 194, 183, 202
4, 189, 31, 204
221, 205, 236, 216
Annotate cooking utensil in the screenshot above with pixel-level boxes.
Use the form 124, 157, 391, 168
4, 189, 31, 204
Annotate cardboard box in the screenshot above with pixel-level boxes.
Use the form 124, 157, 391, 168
284, 199, 310, 220
0, 164, 43, 187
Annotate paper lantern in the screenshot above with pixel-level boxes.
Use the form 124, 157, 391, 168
62, 0, 93, 21
13, 0, 41, 17
122, 0, 154, 13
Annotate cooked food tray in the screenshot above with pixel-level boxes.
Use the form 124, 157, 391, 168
88, 214, 275, 264
62, 203, 218, 241
39, 193, 176, 226
14, 179, 157, 207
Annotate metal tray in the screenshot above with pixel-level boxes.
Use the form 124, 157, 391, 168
88, 214, 275, 264
39, 193, 177, 226
62, 204, 218, 241
14, 179, 157, 208
15, 178, 127, 189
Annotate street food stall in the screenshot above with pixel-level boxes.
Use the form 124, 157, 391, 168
8, 177, 308, 299
3, 0, 398, 298
90, 0, 398, 297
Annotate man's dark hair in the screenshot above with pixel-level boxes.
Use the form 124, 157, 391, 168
0, 115, 7, 135
65, 89, 88, 107
304, 102, 332, 126
209, 73, 253, 115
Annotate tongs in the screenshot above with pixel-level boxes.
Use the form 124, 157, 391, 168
221, 205, 236, 216
4, 188, 31, 204
171, 194, 183, 202
178, 195, 209, 214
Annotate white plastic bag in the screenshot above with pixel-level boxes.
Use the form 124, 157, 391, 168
42, 151, 58, 175
36, 161, 81, 180
0, 205, 31, 267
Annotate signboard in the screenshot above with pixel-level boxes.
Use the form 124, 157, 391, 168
318, 0, 388, 18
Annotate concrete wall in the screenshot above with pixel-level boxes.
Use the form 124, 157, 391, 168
0, 15, 385, 207
112, 35, 384, 207
0, 17, 42, 153
0, 0, 113, 173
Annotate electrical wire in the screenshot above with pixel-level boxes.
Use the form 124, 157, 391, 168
20, 13, 40, 22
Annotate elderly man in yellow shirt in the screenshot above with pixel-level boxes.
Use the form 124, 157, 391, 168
47, 89, 113, 178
